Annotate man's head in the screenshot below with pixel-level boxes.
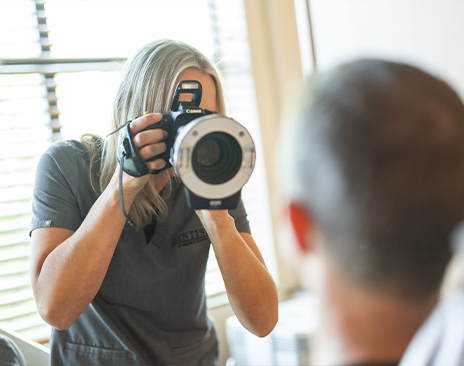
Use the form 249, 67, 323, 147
281, 59, 464, 301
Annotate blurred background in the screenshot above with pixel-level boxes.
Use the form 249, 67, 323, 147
1, 0, 463, 365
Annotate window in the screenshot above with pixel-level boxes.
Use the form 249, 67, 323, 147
0, 0, 277, 344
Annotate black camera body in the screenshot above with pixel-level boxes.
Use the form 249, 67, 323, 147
117, 80, 255, 210
117, 80, 208, 177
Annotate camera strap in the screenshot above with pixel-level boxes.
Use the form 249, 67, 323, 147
104, 120, 134, 227
107, 119, 170, 228
118, 154, 136, 227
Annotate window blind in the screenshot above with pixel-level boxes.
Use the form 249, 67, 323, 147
0, 0, 124, 344
0, 0, 51, 344
0, 0, 278, 344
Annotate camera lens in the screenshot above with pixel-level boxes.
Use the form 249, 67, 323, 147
192, 132, 242, 185
195, 139, 222, 167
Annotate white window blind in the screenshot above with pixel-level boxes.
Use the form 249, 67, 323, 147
0, 0, 277, 344
0, 0, 51, 344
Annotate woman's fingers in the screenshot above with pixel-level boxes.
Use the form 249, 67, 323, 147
145, 158, 167, 171
131, 113, 168, 149
138, 141, 167, 162
129, 113, 163, 134
133, 129, 168, 148
128, 113, 169, 168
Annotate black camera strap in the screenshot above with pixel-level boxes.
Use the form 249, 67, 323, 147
107, 119, 169, 229
118, 153, 136, 227
118, 148, 159, 241
106, 120, 135, 227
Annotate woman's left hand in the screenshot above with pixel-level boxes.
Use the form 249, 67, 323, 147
196, 209, 278, 337
195, 209, 228, 221
195, 209, 233, 231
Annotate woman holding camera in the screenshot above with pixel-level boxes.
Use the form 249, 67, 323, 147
29, 39, 278, 366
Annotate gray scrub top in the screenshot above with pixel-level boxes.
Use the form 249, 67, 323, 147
30, 140, 251, 366
0, 335, 26, 366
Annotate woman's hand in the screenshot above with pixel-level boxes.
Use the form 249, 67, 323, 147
196, 209, 279, 337
108, 113, 169, 198
195, 209, 233, 232
131, 112, 169, 172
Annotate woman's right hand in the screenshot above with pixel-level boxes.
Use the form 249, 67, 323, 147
109, 113, 169, 197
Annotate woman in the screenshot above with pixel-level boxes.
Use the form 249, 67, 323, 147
29, 39, 278, 365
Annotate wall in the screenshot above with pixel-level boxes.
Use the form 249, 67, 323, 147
308, 0, 464, 97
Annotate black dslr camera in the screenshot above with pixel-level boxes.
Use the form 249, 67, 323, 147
117, 80, 255, 210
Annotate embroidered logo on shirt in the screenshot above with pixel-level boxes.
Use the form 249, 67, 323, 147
44, 220, 52, 227
173, 229, 209, 248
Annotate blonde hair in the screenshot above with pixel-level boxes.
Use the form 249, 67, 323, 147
83, 39, 226, 228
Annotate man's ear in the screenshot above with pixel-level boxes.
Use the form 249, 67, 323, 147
287, 202, 317, 254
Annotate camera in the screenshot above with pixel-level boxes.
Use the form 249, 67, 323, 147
117, 80, 256, 209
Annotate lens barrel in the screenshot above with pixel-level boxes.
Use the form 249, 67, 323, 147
192, 132, 242, 185
172, 115, 255, 200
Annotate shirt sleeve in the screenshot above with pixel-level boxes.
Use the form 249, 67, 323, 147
30, 141, 86, 235
0, 335, 26, 366
229, 198, 251, 235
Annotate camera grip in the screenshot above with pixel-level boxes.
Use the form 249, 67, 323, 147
116, 122, 150, 176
